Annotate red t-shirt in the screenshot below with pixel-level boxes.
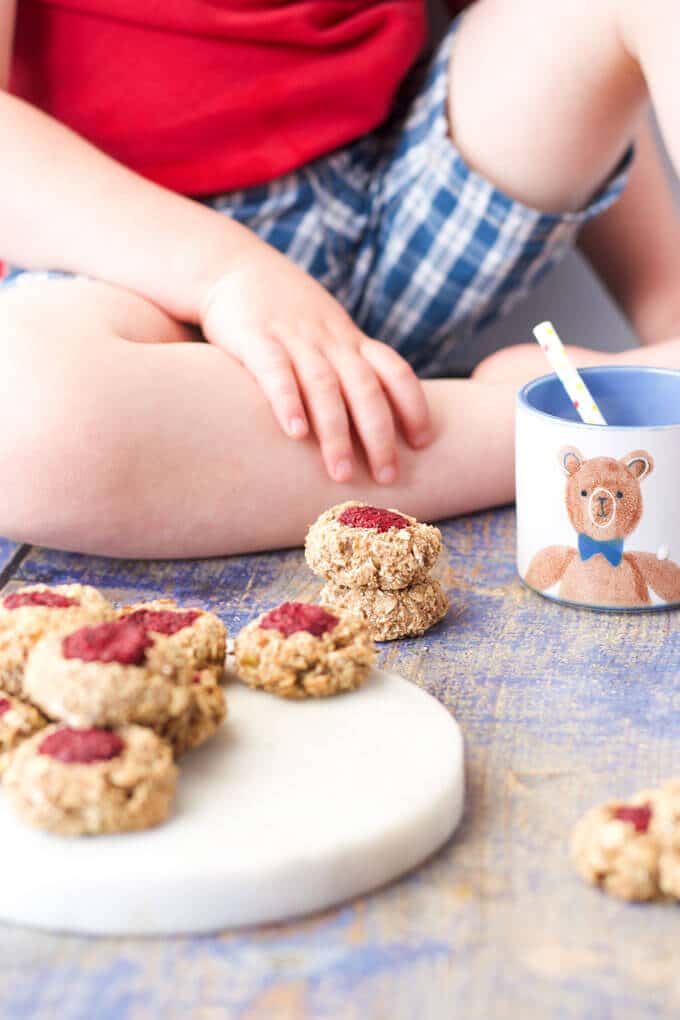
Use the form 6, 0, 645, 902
10, 1, 469, 196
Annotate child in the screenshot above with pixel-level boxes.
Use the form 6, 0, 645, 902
2, 0, 680, 558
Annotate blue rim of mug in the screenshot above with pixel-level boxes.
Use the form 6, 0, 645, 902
517, 364, 680, 432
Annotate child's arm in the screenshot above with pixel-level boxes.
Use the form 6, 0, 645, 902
0, 9, 430, 487
578, 116, 680, 346
0, 0, 257, 313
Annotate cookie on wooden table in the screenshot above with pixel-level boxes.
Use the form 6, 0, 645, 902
24, 618, 195, 730
158, 669, 227, 758
0, 690, 48, 780
235, 602, 375, 699
119, 599, 226, 679
570, 793, 661, 901
4, 724, 177, 836
305, 501, 442, 590
0, 584, 114, 696
320, 578, 448, 642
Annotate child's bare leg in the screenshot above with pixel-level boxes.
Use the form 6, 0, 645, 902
0, 279, 515, 558
449, 0, 678, 214
473, 335, 680, 388
451, 0, 680, 386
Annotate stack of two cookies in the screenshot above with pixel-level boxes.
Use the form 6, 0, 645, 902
305, 501, 448, 641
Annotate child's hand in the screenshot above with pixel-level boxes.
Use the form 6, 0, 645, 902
200, 243, 432, 484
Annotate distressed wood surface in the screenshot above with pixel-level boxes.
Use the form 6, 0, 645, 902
1, 507, 679, 1020
0, 540, 24, 583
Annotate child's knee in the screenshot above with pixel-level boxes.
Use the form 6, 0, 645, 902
0, 285, 98, 431
0, 287, 128, 535
471, 345, 527, 382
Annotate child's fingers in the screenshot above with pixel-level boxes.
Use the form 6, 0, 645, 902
292, 347, 354, 483
242, 334, 309, 439
328, 347, 398, 485
358, 338, 432, 448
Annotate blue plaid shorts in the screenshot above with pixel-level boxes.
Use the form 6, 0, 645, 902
2, 19, 631, 377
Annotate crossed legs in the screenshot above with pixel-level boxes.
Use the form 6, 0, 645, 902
0, 278, 516, 556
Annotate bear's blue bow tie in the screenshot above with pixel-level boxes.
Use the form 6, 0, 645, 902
577, 533, 624, 567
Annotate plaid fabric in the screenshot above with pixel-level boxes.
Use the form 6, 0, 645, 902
2, 18, 631, 377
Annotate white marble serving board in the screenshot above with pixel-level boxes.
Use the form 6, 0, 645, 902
0, 668, 464, 936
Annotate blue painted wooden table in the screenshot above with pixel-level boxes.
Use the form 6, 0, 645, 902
0, 508, 678, 1020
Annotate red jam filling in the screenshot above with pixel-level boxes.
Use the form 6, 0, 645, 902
63, 620, 152, 666
260, 602, 338, 638
0, 698, 10, 717
192, 673, 201, 684
39, 727, 124, 764
3, 590, 77, 610
613, 802, 652, 833
338, 505, 409, 532
124, 608, 200, 636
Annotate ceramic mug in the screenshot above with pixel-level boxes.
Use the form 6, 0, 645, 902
516, 365, 680, 611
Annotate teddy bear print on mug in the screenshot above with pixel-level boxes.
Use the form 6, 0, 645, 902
525, 448, 680, 608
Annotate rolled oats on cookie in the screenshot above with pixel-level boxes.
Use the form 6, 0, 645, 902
24, 617, 195, 730
4, 724, 177, 836
645, 778, 680, 898
119, 599, 226, 678
648, 778, 680, 850
570, 794, 661, 901
658, 849, 680, 899
321, 578, 448, 642
235, 601, 375, 699
305, 501, 442, 590
0, 584, 114, 696
158, 670, 227, 758
0, 690, 48, 779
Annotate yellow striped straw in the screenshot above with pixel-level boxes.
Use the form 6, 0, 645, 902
532, 321, 607, 426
